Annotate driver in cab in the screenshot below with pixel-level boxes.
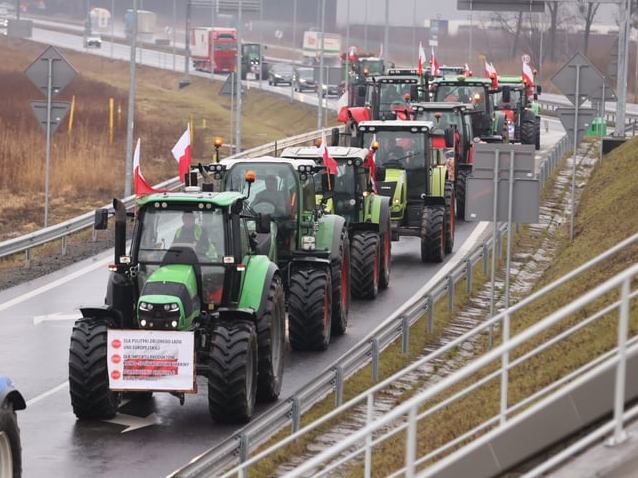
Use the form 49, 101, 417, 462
253, 175, 289, 217
173, 211, 218, 260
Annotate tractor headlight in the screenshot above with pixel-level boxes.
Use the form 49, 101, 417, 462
140, 319, 147, 327
171, 320, 178, 328
139, 302, 153, 311
301, 236, 316, 251
394, 198, 401, 204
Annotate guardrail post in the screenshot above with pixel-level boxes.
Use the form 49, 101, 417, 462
334, 366, 344, 407
405, 406, 417, 478
401, 315, 410, 355
91, 228, 97, 242
482, 243, 489, 275
61, 235, 68, 256
465, 259, 472, 294
238, 433, 249, 478
24, 248, 32, 269
447, 275, 454, 312
607, 277, 631, 447
371, 338, 380, 382
364, 394, 374, 478
496, 228, 502, 259
427, 295, 434, 333
291, 397, 301, 433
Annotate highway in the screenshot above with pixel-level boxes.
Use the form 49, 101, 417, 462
1, 23, 567, 478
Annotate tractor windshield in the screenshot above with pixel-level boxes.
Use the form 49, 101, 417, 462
242, 43, 260, 58
225, 163, 299, 220
435, 84, 486, 112
416, 110, 461, 130
367, 83, 415, 116
493, 87, 523, 110
359, 59, 384, 75
363, 130, 426, 171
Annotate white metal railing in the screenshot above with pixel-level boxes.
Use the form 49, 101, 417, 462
218, 229, 638, 477
280, 258, 638, 478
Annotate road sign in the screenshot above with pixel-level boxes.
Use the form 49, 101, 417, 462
457, 0, 545, 12
25, 45, 77, 97
522, 54, 531, 64
557, 107, 595, 146
30, 101, 70, 135
551, 52, 605, 107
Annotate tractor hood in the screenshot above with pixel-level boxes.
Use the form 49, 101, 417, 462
137, 264, 200, 331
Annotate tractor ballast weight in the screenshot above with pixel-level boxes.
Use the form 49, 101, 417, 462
69, 190, 286, 424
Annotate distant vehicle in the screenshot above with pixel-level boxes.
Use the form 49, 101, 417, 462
320, 66, 343, 97
0, 376, 26, 478
302, 31, 342, 65
268, 63, 293, 86
124, 9, 156, 38
294, 66, 317, 92
84, 34, 102, 48
241, 43, 268, 80
191, 27, 238, 73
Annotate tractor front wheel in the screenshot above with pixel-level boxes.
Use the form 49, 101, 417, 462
288, 269, 332, 351
256, 276, 286, 402
69, 319, 120, 419
208, 320, 258, 423
330, 230, 350, 336
351, 231, 381, 299
521, 120, 536, 146
445, 181, 456, 254
379, 220, 392, 290
420, 205, 446, 263
0, 402, 21, 478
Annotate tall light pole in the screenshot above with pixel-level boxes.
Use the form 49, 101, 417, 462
110, 0, 115, 59
259, 0, 263, 88
172, 0, 176, 71
317, 0, 326, 130
290, 0, 297, 102
124, 0, 138, 197
412, 0, 417, 61
235, 0, 243, 153
383, 0, 389, 60
345, 0, 350, 99
615, 0, 631, 136
363, 0, 368, 51
182, 1, 192, 88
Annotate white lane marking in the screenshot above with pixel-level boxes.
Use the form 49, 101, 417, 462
0, 256, 110, 313
26, 381, 69, 407
33, 313, 79, 326
102, 412, 162, 433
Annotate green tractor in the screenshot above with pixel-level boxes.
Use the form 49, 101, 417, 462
492, 75, 542, 150
280, 146, 392, 299
241, 42, 268, 80
216, 157, 350, 351
352, 120, 456, 263
69, 188, 286, 424
413, 102, 476, 220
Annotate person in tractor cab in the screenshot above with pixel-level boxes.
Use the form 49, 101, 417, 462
253, 175, 290, 217
173, 211, 219, 260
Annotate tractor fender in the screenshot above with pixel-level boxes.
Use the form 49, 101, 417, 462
239, 256, 280, 318
364, 194, 391, 229
521, 108, 537, 123
317, 214, 347, 262
80, 306, 123, 327
430, 166, 448, 198
0, 376, 26, 411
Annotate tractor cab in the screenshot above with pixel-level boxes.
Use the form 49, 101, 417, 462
365, 71, 428, 120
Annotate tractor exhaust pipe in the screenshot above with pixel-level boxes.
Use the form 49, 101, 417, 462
113, 198, 127, 265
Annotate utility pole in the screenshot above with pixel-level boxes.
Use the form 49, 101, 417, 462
172, 0, 177, 71
235, 0, 243, 153
615, 0, 630, 135
15, 0, 19, 20
259, 0, 263, 88
317, 0, 326, 130
124, 0, 138, 197
383, 0, 389, 61
363, 0, 368, 51
412, 0, 417, 61
182, 1, 192, 88
110, 0, 115, 59
345, 0, 350, 99
290, 0, 297, 102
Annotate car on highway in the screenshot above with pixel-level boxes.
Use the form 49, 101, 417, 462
84, 34, 102, 48
294, 66, 317, 92
0, 376, 26, 478
268, 63, 293, 86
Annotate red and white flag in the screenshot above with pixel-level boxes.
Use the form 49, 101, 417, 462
319, 129, 338, 175
365, 134, 378, 192
522, 60, 534, 86
133, 138, 162, 196
484, 60, 494, 78
430, 48, 440, 77
464, 63, 472, 77
417, 41, 426, 76
171, 124, 192, 182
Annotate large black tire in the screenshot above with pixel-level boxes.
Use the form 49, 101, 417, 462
420, 205, 446, 263
256, 276, 286, 402
288, 269, 332, 351
444, 181, 456, 254
535, 116, 541, 150
208, 320, 258, 423
69, 319, 119, 419
330, 229, 350, 336
350, 231, 380, 299
0, 403, 21, 478
379, 219, 392, 290
456, 168, 469, 221
520, 120, 536, 146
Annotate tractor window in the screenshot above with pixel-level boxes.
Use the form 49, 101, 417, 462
301, 175, 316, 211
493, 88, 523, 109
367, 83, 415, 116
435, 84, 486, 111
239, 219, 251, 257
363, 131, 426, 172
416, 110, 460, 130
242, 44, 260, 57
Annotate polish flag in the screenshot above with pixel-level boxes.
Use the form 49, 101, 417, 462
133, 138, 163, 196
365, 134, 378, 192
430, 48, 440, 77
319, 129, 338, 175
484, 60, 494, 78
417, 41, 426, 76
171, 124, 192, 182
379, 42, 384, 60
522, 60, 534, 86
464, 63, 472, 77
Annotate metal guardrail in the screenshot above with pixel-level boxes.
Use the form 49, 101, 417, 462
169, 132, 571, 478
0, 127, 339, 265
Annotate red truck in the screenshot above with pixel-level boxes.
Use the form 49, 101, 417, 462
191, 27, 238, 73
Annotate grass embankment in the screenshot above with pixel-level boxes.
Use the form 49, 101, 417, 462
0, 37, 323, 241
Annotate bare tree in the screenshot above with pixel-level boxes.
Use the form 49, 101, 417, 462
495, 12, 524, 60
574, 2, 601, 55
547, 1, 561, 62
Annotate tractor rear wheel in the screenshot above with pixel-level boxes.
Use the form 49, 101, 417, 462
69, 319, 120, 419
208, 320, 258, 423
456, 168, 469, 220
256, 276, 286, 402
350, 231, 380, 299
445, 181, 456, 254
379, 220, 392, 290
420, 205, 445, 263
288, 269, 332, 351
0, 403, 20, 478
535, 116, 541, 150
330, 230, 350, 336
521, 120, 536, 146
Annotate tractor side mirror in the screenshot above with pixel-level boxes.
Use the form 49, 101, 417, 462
331, 127, 340, 146
536, 85, 542, 95
502, 86, 511, 104
444, 128, 455, 148
410, 84, 419, 101
94, 208, 109, 230
256, 213, 271, 234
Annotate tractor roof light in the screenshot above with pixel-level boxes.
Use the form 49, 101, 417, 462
214, 137, 223, 149
371, 140, 380, 151
244, 170, 256, 183
315, 138, 323, 148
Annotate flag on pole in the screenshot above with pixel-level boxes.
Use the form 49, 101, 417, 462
522, 60, 534, 86
464, 63, 472, 77
171, 124, 192, 182
319, 129, 338, 175
430, 48, 440, 77
417, 42, 426, 76
379, 42, 384, 60
133, 138, 163, 196
365, 134, 378, 192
